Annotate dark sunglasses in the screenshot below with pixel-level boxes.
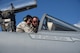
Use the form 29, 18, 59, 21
33, 21, 38, 23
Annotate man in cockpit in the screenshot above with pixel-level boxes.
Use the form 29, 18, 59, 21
32, 16, 39, 33
16, 15, 33, 33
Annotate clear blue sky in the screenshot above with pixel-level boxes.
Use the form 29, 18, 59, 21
0, 0, 80, 30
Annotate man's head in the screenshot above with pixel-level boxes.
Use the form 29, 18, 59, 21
24, 15, 32, 26
32, 16, 39, 27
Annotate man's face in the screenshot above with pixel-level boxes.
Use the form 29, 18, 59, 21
26, 18, 32, 26
32, 18, 38, 27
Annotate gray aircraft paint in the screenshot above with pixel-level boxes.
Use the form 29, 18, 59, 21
0, 31, 80, 53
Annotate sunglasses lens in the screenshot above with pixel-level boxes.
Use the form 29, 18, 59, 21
33, 21, 38, 23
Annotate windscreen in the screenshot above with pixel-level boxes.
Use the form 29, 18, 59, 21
0, 0, 36, 11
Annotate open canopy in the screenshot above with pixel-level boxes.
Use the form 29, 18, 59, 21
38, 14, 80, 31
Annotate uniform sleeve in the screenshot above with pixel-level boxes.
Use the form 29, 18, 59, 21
16, 22, 26, 32
17, 22, 33, 33
22, 23, 33, 33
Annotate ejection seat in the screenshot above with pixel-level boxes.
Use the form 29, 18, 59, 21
47, 21, 55, 31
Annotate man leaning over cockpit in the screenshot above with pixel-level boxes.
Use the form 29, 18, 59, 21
16, 15, 33, 33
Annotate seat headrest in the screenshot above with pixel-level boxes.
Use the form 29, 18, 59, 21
47, 22, 55, 31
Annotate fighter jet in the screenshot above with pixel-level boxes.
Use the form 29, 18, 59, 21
0, 0, 80, 53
